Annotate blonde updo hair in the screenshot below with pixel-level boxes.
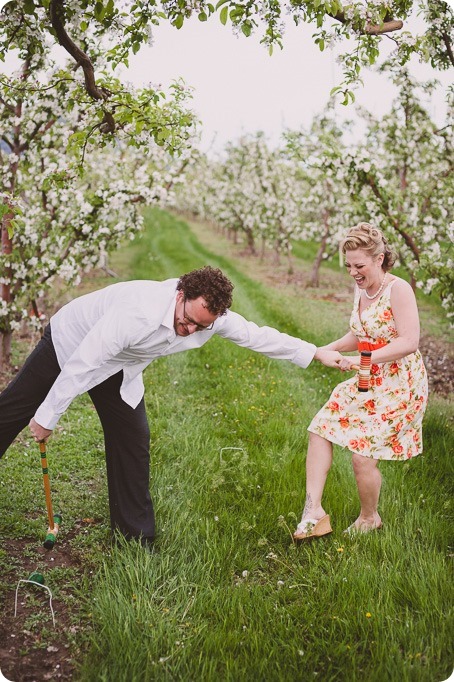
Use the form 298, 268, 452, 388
341, 222, 396, 272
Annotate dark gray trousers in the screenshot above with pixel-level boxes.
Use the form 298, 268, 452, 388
0, 325, 155, 544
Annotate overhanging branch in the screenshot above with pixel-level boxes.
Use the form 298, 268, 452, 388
329, 11, 404, 35
49, 0, 113, 110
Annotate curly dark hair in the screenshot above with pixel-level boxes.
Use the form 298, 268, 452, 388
177, 266, 234, 316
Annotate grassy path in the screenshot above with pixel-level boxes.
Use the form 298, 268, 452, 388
1, 208, 452, 681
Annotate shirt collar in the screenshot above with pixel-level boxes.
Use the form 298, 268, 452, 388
162, 291, 178, 331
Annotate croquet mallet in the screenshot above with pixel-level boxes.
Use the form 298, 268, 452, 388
39, 440, 62, 550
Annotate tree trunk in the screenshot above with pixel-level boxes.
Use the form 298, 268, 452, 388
286, 243, 294, 276
260, 236, 266, 262
244, 228, 256, 255
0, 208, 13, 370
309, 210, 330, 287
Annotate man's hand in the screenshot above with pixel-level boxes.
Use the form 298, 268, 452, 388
29, 418, 53, 443
314, 348, 344, 368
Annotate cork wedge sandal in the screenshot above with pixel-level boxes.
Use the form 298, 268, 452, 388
293, 514, 332, 541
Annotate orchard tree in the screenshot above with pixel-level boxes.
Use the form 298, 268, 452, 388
341, 66, 453, 317
0, 48, 195, 367
1, 2, 198, 367
284, 106, 360, 286
184, 133, 308, 267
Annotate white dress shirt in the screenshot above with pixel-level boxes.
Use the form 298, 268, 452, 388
34, 279, 316, 429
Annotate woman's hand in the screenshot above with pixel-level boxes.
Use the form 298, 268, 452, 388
338, 355, 360, 372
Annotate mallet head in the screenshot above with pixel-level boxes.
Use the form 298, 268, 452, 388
43, 513, 62, 550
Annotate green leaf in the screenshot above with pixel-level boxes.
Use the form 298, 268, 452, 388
94, 2, 105, 20
198, 11, 208, 21
241, 22, 252, 37
23, 0, 36, 15
173, 14, 184, 29
220, 6, 228, 25
8, 217, 23, 237
0, 203, 11, 221
268, 44, 273, 56
216, 0, 229, 8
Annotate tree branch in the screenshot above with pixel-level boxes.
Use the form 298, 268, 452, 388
0, 95, 15, 113
18, 118, 56, 154
442, 31, 454, 66
329, 11, 403, 35
364, 19, 403, 35
49, 0, 111, 103
1, 135, 13, 151
365, 172, 420, 259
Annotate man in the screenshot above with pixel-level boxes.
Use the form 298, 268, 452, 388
0, 266, 342, 547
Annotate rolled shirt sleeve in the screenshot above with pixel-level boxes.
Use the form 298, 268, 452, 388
215, 310, 317, 368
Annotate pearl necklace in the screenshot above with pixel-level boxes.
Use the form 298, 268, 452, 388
364, 273, 387, 300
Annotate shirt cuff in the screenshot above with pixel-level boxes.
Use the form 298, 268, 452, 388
34, 404, 61, 431
292, 343, 317, 368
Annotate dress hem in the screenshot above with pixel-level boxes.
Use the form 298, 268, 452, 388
307, 426, 423, 461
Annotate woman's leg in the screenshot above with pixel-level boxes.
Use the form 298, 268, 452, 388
299, 432, 333, 523
350, 453, 382, 529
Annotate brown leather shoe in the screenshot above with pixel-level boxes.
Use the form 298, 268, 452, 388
293, 514, 332, 541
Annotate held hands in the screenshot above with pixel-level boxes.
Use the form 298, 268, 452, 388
314, 348, 360, 372
29, 418, 53, 443
337, 355, 361, 372
314, 348, 344, 369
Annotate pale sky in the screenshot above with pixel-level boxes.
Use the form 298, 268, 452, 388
122, 10, 453, 153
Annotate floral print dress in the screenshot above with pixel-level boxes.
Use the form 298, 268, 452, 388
308, 280, 428, 460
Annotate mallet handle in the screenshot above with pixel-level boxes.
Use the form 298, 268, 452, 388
39, 440, 55, 530
358, 351, 372, 392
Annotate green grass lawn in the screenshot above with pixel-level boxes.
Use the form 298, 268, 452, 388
1, 208, 453, 681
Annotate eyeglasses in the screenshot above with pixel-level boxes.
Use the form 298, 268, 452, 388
183, 298, 215, 331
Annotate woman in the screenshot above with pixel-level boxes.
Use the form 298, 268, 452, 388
294, 222, 428, 539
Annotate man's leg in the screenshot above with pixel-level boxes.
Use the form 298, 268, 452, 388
88, 372, 155, 546
0, 325, 60, 457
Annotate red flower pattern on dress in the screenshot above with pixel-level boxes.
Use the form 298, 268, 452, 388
364, 400, 376, 413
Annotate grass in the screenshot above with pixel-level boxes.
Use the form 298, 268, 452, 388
1, 207, 453, 681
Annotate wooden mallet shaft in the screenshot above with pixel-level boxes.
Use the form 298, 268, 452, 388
39, 440, 61, 549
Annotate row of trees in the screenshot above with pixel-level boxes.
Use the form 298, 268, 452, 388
174, 67, 453, 312
1, 0, 453, 368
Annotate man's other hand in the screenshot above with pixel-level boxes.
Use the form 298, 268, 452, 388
29, 418, 53, 443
